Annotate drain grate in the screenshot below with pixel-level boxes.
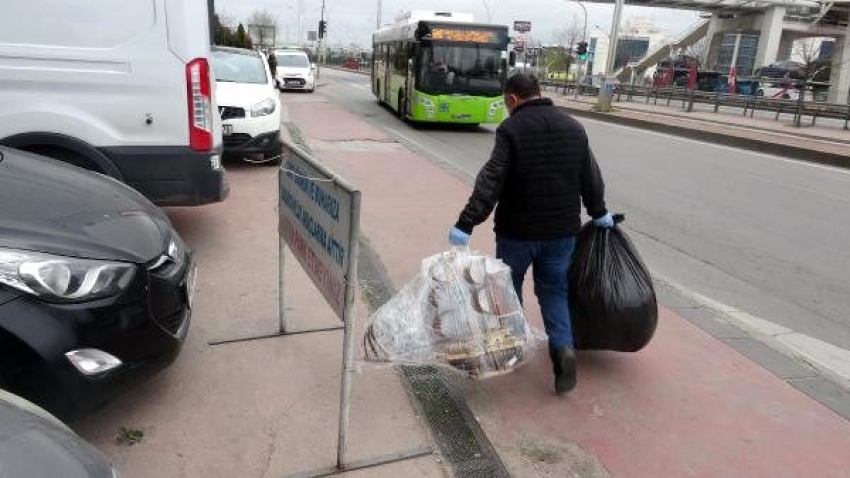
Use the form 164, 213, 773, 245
357, 239, 511, 477
400, 365, 511, 477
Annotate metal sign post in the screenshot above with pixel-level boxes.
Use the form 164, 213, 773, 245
275, 141, 432, 478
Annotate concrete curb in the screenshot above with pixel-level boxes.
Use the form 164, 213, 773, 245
558, 103, 850, 170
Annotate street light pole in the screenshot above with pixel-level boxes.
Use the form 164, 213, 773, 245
562, 0, 588, 83
317, 0, 326, 80
562, 0, 587, 41
482, 0, 493, 23
376, 0, 382, 29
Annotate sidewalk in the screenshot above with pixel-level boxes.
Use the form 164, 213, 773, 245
546, 91, 850, 167
76, 132, 442, 476
283, 89, 850, 477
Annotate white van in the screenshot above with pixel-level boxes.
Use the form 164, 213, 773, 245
274, 49, 316, 93
0, 0, 228, 206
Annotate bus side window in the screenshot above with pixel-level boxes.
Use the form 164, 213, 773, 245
399, 43, 407, 72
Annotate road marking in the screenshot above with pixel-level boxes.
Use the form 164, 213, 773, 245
750, 174, 850, 203
654, 271, 850, 389
577, 116, 850, 177
337, 81, 369, 90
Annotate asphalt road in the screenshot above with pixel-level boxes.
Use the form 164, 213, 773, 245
314, 67, 850, 353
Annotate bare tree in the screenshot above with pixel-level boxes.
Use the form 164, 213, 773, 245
247, 9, 279, 49
550, 15, 584, 85
684, 37, 707, 65
791, 38, 829, 125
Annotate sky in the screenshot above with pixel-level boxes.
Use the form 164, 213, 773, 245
214, 0, 702, 48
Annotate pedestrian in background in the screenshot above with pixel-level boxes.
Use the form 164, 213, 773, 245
449, 73, 613, 395
267, 50, 278, 88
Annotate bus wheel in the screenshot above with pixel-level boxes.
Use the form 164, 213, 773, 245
397, 91, 406, 120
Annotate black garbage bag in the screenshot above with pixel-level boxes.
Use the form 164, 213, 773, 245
568, 214, 658, 352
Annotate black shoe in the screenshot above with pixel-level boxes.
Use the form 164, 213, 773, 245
550, 347, 577, 395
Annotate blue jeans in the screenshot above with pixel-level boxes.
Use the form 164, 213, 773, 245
496, 235, 576, 350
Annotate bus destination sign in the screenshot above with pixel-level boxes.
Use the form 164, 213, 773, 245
430, 27, 500, 44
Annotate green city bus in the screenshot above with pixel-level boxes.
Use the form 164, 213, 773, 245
372, 14, 511, 125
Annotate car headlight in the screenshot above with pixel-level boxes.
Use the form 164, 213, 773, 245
0, 249, 135, 303
251, 98, 276, 117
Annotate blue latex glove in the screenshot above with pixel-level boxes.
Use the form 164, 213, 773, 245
449, 227, 470, 246
593, 212, 615, 228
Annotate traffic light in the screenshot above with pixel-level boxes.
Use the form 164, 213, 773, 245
576, 41, 588, 61
319, 20, 326, 39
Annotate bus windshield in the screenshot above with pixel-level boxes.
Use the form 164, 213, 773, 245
419, 44, 503, 96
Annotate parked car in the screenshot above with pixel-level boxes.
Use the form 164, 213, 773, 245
0, 146, 194, 419
211, 47, 283, 164
0, 0, 228, 207
343, 58, 360, 69
274, 49, 316, 92
756, 82, 798, 99
754, 60, 807, 80
0, 389, 117, 477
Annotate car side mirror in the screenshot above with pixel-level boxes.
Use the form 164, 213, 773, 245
311, 63, 317, 70
509, 52, 516, 67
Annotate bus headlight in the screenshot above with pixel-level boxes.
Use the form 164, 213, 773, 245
417, 97, 435, 118
489, 100, 505, 116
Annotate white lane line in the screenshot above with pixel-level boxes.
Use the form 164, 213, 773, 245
339, 82, 369, 90
653, 271, 850, 389
750, 174, 850, 204
576, 116, 850, 177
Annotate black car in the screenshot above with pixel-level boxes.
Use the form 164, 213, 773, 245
754, 60, 807, 80
0, 389, 118, 477
0, 146, 194, 419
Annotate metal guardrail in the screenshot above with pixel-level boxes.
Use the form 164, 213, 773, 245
624, 86, 850, 130
320, 58, 370, 74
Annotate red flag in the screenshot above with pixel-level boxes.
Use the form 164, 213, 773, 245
687, 66, 697, 91
728, 67, 737, 94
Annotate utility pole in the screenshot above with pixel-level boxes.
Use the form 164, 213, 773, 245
596, 0, 624, 112
481, 0, 492, 23
317, 0, 326, 80
298, 0, 305, 45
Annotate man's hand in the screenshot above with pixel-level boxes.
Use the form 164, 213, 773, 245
449, 227, 470, 246
593, 212, 615, 228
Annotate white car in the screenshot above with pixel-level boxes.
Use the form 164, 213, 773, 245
274, 50, 316, 92
211, 47, 282, 164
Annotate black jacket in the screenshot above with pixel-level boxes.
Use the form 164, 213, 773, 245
455, 98, 607, 240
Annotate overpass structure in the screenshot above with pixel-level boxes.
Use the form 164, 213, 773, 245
579, 0, 850, 103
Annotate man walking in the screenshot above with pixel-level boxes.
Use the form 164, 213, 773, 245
267, 50, 278, 89
449, 74, 613, 395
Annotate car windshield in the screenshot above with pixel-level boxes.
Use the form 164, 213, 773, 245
211, 50, 267, 84
419, 44, 503, 96
279, 55, 310, 68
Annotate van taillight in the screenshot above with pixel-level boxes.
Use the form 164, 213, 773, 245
186, 58, 213, 151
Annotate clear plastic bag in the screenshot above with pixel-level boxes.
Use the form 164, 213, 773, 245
363, 248, 544, 379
